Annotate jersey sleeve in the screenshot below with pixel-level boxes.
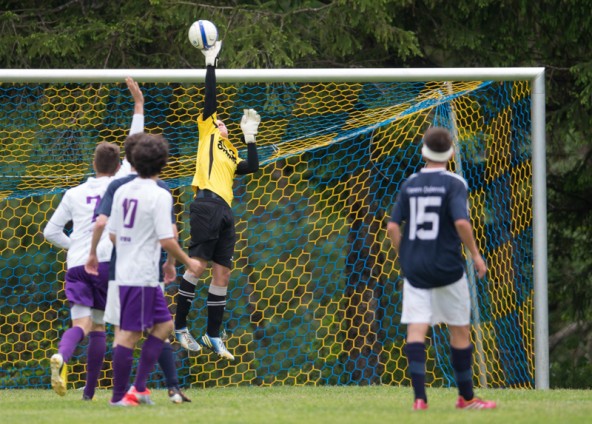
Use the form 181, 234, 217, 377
154, 190, 174, 240
96, 180, 118, 217
448, 178, 470, 222
44, 192, 73, 249
129, 113, 144, 135
107, 191, 123, 237
390, 185, 409, 224
156, 179, 175, 223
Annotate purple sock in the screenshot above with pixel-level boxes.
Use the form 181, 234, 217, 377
58, 326, 85, 363
83, 331, 106, 400
112, 345, 134, 403
133, 335, 165, 392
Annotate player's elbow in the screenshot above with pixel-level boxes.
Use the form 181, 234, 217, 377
454, 219, 471, 232
94, 215, 108, 230
43, 225, 57, 243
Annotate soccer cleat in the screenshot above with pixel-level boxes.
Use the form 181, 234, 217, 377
175, 328, 201, 352
50, 353, 68, 396
413, 399, 428, 410
82, 394, 96, 401
110, 393, 139, 407
127, 386, 154, 405
200, 334, 234, 360
456, 396, 497, 410
168, 386, 192, 403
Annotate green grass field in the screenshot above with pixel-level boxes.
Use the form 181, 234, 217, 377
1, 386, 591, 424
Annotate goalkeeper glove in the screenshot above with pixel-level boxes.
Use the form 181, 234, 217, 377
202, 41, 222, 67
241, 109, 261, 144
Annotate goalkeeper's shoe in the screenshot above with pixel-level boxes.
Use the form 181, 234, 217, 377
110, 393, 139, 407
127, 386, 155, 405
168, 386, 192, 403
175, 328, 201, 352
413, 399, 428, 410
200, 334, 234, 360
456, 396, 497, 410
50, 353, 68, 396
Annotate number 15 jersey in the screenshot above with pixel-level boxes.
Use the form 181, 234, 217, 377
390, 168, 470, 289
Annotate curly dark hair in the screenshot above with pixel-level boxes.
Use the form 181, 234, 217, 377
123, 133, 145, 167
132, 134, 169, 178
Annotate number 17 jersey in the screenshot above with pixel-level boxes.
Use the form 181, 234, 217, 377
390, 168, 470, 289
108, 178, 174, 287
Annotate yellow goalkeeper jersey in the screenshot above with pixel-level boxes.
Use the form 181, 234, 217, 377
191, 112, 239, 207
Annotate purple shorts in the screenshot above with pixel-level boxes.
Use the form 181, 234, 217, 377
118, 285, 171, 332
64, 262, 110, 310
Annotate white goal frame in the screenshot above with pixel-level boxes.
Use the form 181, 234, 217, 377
0, 67, 548, 389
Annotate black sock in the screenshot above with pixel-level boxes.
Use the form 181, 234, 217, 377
404, 342, 427, 402
157, 342, 178, 388
451, 345, 474, 401
206, 292, 226, 338
175, 278, 196, 330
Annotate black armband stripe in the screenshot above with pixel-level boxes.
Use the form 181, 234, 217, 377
208, 134, 215, 178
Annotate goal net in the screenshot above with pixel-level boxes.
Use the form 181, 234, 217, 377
0, 68, 545, 390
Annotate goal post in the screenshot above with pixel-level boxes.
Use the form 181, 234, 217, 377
0, 67, 547, 390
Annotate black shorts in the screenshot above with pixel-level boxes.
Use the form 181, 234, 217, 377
188, 193, 235, 269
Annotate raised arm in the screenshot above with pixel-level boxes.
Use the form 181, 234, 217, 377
201, 41, 222, 120
126, 76, 144, 135
236, 109, 261, 175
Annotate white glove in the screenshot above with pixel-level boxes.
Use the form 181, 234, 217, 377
202, 41, 222, 67
241, 109, 261, 144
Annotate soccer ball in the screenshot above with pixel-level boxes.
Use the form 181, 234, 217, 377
188, 20, 218, 50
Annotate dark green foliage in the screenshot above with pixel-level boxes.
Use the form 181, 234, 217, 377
0, 0, 590, 388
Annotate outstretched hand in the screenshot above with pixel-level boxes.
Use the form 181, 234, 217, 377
241, 109, 261, 144
202, 41, 222, 67
125, 76, 144, 106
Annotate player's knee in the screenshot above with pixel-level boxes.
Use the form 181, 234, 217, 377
152, 320, 174, 340
184, 259, 206, 281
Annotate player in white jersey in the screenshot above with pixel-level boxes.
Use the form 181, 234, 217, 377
86, 78, 192, 404
43, 141, 121, 400
107, 134, 202, 406
43, 77, 143, 400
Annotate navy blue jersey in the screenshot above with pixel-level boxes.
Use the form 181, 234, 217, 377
390, 168, 470, 289
94, 174, 174, 280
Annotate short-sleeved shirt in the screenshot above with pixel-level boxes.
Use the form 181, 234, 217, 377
46, 176, 114, 267
191, 112, 240, 207
108, 178, 174, 287
390, 168, 470, 289
96, 174, 174, 281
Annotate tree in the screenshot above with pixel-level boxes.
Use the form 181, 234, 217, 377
0, 0, 590, 388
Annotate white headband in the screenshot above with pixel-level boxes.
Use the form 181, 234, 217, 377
421, 145, 454, 162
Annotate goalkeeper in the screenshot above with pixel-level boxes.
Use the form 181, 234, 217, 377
174, 41, 260, 360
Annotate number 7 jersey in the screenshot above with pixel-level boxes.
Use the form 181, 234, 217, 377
389, 168, 471, 289
44, 176, 115, 268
